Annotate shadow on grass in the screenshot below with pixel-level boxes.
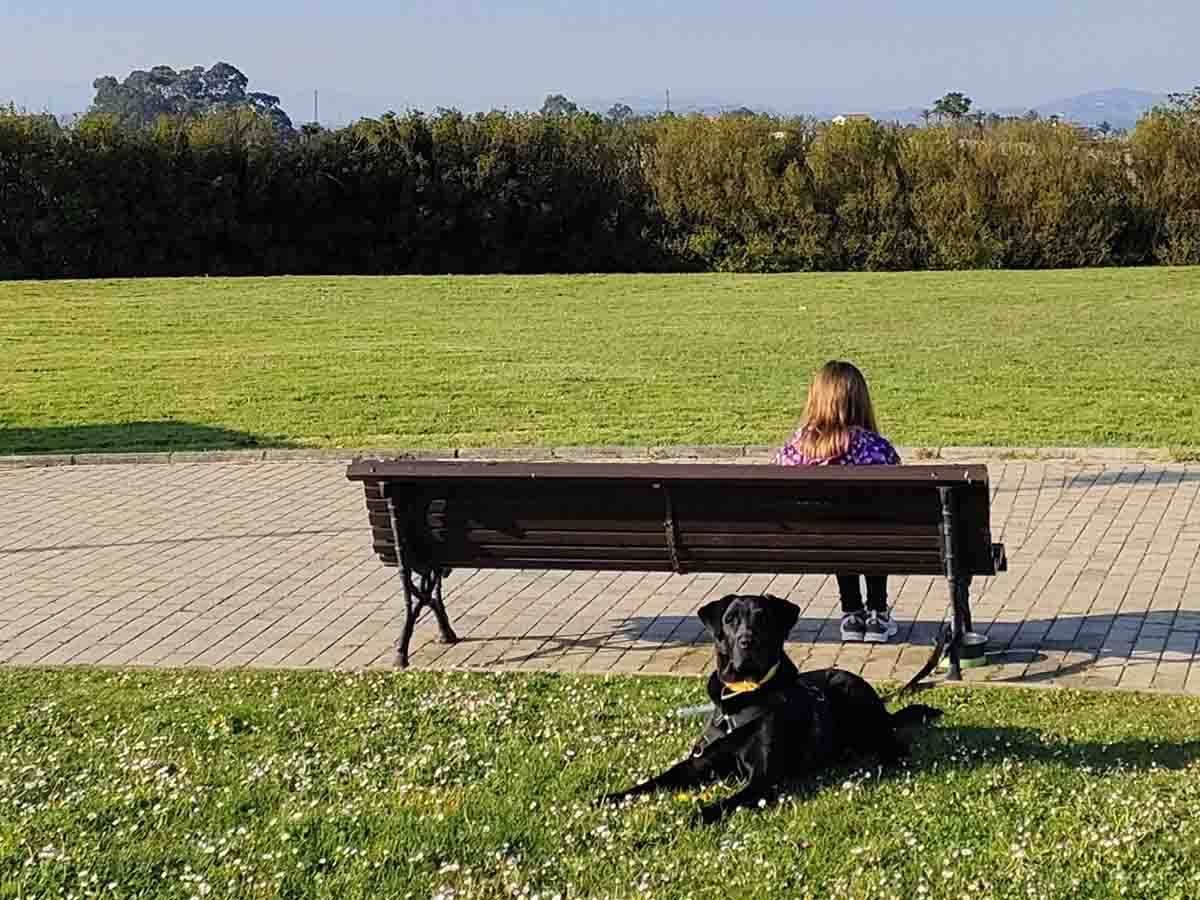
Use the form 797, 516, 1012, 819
0, 421, 298, 455
770, 724, 1200, 805
922, 724, 1200, 773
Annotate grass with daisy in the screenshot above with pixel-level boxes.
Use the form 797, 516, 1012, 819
4, 667, 1199, 900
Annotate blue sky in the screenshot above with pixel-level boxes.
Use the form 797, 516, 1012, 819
3, 1, 1197, 122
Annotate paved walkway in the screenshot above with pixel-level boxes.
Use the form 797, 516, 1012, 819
2, 456, 1199, 693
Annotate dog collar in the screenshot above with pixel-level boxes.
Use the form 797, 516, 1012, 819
719, 662, 781, 699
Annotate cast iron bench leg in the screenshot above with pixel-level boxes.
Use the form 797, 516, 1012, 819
395, 566, 459, 668
944, 574, 973, 681
937, 484, 977, 682
395, 570, 418, 669
429, 574, 459, 646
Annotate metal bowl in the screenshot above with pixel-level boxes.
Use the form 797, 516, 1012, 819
938, 631, 989, 670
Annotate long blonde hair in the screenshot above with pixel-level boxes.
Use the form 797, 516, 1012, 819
796, 361, 879, 460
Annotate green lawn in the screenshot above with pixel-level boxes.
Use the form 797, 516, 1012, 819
3, 668, 1199, 899
2, 269, 1199, 455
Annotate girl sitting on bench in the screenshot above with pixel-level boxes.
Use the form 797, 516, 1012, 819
774, 360, 901, 643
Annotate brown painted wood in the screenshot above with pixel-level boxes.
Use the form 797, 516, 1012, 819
348, 460, 991, 485
439, 542, 937, 564
430, 515, 666, 533
349, 459, 1005, 579
393, 557, 940, 575
430, 528, 941, 551
424, 514, 939, 536
417, 555, 945, 577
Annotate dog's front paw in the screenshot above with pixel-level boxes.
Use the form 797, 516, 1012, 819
695, 803, 726, 826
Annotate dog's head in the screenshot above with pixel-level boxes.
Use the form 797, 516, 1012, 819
697, 593, 801, 683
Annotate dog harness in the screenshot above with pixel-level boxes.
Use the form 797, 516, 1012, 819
691, 672, 828, 758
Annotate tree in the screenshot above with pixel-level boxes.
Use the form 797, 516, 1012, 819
931, 91, 972, 121
1167, 85, 1200, 116
919, 108, 933, 126
540, 93, 579, 117
1097, 120, 1113, 136
90, 62, 293, 133
605, 102, 634, 123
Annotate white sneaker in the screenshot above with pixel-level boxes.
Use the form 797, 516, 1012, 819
840, 611, 867, 642
864, 610, 899, 643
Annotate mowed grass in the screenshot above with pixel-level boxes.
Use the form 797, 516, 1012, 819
3, 668, 1200, 900
2, 269, 1199, 455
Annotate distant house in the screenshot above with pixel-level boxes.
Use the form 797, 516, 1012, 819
1049, 118, 1093, 137
832, 113, 871, 125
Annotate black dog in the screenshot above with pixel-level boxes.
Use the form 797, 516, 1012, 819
603, 593, 942, 823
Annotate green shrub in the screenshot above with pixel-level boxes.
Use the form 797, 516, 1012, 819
2, 105, 1197, 277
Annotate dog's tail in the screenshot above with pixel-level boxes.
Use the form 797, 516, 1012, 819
889, 704, 943, 729
884, 625, 950, 702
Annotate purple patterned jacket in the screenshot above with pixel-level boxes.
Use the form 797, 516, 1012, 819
774, 427, 901, 467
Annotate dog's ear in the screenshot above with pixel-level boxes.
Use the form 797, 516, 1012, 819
697, 594, 737, 640
765, 595, 801, 637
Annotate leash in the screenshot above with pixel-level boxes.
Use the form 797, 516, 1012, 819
883, 625, 950, 701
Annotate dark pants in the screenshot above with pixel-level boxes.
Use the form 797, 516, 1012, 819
837, 575, 888, 614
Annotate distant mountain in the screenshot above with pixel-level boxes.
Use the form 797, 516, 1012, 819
849, 106, 926, 125
580, 89, 1170, 129
577, 94, 745, 116
1, 81, 1173, 131
274, 88, 405, 128
1032, 88, 1167, 129
796, 89, 1168, 128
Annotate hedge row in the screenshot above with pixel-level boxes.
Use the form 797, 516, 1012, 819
2, 107, 1198, 278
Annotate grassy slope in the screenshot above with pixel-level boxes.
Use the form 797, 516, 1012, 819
2, 668, 1199, 900
2, 269, 1199, 454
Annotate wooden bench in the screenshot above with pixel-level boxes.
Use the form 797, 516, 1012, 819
346, 460, 1008, 678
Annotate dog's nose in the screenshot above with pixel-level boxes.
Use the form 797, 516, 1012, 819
736, 635, 753, 650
